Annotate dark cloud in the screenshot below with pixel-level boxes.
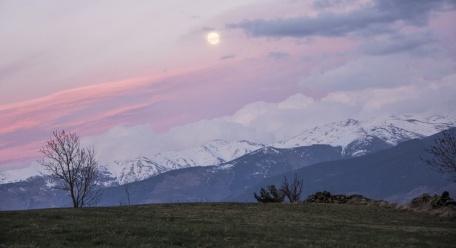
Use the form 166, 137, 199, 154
220, 55, 236, 60
268, 51, 290, 60
313, 0, 360, 9
362, 32, 436, 56
228, 0, 455, 38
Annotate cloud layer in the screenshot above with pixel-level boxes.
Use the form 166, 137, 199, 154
86, 77, 456, 164
1, 0, 455, 170
229, 0, 455, 38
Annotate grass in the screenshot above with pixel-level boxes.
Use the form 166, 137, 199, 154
1, 203, 455, 248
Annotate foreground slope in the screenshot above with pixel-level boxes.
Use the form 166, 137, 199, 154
1, 204, 455, 248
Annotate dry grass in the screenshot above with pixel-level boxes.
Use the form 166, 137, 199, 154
1, 203, 455, 248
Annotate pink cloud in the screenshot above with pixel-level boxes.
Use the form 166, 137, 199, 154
0, 35, 358, 169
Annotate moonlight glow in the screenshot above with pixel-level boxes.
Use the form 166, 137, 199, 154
207, 32, 220, 45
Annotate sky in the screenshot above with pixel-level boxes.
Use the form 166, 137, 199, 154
1, 0, 456, 170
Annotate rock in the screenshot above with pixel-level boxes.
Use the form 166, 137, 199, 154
346, 194, 371, 205
432, 191, 452, 208
408, 191, 456, 218
411, 191, 455, 209
410, 193, 434, 209
306, 191, 333, 203
306, 192, 373, 205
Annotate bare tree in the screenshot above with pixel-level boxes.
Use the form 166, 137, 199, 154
39, 129, 100, 208
424, 129, 456, 181
280, 174, 303, 203
123, 183, 131, 206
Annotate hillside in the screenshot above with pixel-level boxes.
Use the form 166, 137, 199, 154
98, 145, 343, 206
236, 128, 456, 203
1, 203, 455, 248
98, 129, 454, 206
2, 129, 455, 210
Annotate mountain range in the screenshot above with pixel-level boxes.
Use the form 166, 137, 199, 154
1, 114, 454, 185
96, 129, 455, 206
0, 113, 455, 210
101, 113, 456, 185
103, 140, 265, 185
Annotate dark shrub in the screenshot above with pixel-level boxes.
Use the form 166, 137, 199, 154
306, 191, 333, 203
410, 191, 456, 209
254, 185, 285, 203
306, 191, 373, 205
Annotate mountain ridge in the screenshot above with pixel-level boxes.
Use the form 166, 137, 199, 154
1, 128, 455, 210
1, 113, 454, 185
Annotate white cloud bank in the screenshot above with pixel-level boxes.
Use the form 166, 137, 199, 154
84, 72, 456, 163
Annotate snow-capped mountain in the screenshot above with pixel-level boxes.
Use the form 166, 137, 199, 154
103, 139, 265, 184
0, 164, 42, 184
1, 113, 454, 185
276, 114, 456, 156
0, 139, 265, 185
109, 113, 455, 185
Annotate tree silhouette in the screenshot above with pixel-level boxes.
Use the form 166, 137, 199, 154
280, 174, 303, 203
39, 129, 100, 208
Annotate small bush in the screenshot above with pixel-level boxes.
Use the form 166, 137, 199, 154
254, 185, 285, 203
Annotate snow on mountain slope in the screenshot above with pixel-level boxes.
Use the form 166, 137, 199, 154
103, 139, 265, 184
1, 113, 454, 185
0, 164, 42, 184
276, 114, 456, 156
0, 140, 265, 185
277, 119, 367, 149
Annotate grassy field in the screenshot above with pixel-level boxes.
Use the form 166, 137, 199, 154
1, 203, 455, 248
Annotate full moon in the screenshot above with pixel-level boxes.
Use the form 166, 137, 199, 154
207, 32, 220, 45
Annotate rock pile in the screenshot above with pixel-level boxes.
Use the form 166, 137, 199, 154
304, 191, 456, 218
305, 191, 383, 205
408, 191, 456, 217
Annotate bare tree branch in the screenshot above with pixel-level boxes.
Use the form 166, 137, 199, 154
39, 129, 101, 208
124, 183, 131, 206
280, 174, 303, 203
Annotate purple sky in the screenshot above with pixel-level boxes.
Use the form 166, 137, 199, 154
1, 0, 456, 169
